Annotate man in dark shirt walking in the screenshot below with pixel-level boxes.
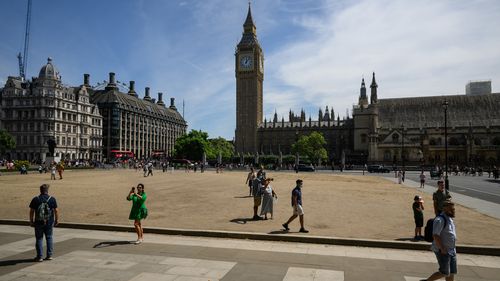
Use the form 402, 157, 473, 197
282, 179, 309, 233
29, 184, 59, 262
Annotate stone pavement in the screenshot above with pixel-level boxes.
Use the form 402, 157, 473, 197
1, 225, 499, 281
384, 176, 500, 220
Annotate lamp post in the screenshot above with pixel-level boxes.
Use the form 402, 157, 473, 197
65, 128, 70, 160
401, 124, 405, 181
442, 100, 449, 191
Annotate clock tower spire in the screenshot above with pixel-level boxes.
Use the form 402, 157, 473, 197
235, 3, 264, 154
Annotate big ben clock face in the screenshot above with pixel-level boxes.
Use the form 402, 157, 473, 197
239, 54, 253, 70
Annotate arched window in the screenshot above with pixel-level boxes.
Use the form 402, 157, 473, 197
361, 134, 367, 144
392, 134, 400, 143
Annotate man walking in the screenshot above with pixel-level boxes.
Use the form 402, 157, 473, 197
433, 180, 451, 215
29, 184, 59, 262
282, 179, 309, 233
252, 175, 263, 220
423, 200, 457, 281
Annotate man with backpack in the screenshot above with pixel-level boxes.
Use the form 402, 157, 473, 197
423, 200, 457, 281
29, 184, 59, 262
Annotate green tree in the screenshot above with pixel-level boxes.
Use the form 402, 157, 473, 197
291, 131, 328, 165
0, 129, 16, 156
209, 137, 234, 161
173, 130, 213, 161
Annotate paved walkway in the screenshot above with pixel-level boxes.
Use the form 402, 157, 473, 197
1, 225, 499, 281
384, 176, 500, 220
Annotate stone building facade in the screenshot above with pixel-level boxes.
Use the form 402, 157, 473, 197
235, 6, 500, 166
0, 58, 103, 162
89, 72, 187, 160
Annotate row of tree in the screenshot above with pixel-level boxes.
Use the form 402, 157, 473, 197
173, 130, 328, 164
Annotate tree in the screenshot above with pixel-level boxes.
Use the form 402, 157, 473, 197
291, 131, 327, 165
0, 129, 16, 156
173, 130, 213, 161
209, 137, 234, 161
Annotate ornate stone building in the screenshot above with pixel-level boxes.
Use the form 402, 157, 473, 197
353, 81, 500, 166
0, 58, 103, 162
89, 72, 187, 160
234, 5, 500, 166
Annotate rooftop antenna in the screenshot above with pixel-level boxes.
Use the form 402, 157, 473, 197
18, 0, 32, 80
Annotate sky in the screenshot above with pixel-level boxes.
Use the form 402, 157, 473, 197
1, 0, 499, 139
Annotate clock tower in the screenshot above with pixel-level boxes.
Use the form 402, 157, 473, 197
235, 4, 264, 154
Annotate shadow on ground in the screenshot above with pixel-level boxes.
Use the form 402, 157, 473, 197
0, 259, 35, 266
230, 217, 261, 224
93, 241, 134, 248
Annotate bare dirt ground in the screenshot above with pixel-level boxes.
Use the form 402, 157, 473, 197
1, 168, 499, 246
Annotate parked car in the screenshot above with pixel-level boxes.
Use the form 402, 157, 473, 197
367, 165, 390, 173
297, 164, 315, 172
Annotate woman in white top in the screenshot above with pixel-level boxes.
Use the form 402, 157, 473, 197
260, 178, 277, 220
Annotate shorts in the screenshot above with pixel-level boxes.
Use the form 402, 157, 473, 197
420, 180, 425, 184
293, 205, 304, 216
414, 217, 423, 227
434, 251, 457, 276
253, 196, 262, 207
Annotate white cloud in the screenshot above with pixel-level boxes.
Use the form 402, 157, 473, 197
266, 0, 500, 121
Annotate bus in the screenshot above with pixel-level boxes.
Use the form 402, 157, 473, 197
110, 150, 135, 161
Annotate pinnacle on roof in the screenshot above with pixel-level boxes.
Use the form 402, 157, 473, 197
370, 72, 378, 88
244, 2, 255, 29
361, 78, 366, 88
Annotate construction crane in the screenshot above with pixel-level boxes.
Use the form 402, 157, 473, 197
18, 0, 32, 80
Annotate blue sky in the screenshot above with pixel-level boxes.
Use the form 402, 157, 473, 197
1, 0, 499, 139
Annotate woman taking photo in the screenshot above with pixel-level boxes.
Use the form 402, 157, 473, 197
127, 183, 148, 244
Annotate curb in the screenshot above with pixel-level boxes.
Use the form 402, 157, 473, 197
2, 219, 499, 256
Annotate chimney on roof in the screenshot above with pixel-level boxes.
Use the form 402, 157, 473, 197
105, 72, 118, 90
144, 87, 152, 101
170, 97, 177, 110
83, 74, 90, 86
109, 72, 116, 85
157, 92, 165, 106
151, 98, 156, 103
128, 81, 137, 97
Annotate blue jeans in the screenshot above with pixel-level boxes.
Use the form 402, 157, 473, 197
34, 223, 53, 258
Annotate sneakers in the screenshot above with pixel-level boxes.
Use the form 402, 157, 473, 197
134, 239, 142, 244
299, 228, 309, 233
34, 257, 43, 262
253, 215, 262, 220
44, 256, 53, 261
282, 223, 290, 231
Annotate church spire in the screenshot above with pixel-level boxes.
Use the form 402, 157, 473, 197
359, 77, 368, 107
370, 72, 378, 104
244, 2, 256, 34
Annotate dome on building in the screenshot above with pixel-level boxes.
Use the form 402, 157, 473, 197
38, 57, 60, 80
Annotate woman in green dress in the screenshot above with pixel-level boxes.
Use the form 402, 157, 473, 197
127, 183, 147, 244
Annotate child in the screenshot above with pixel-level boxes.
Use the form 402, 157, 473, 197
412, 195, 424, 240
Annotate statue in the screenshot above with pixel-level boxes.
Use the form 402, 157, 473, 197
47, 138, 56, 157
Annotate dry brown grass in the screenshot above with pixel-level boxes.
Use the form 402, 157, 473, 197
1, 168, 499, 246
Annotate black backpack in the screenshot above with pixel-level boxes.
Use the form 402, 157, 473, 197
424, 214, 446, 242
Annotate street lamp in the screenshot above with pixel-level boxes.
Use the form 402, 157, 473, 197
65, 128, 70, 160
442, 100, 449, 191
401, 124, 405, 181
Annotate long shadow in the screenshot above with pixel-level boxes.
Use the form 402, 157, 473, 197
0, 258, 35, 266
485, 179, 500, 184
395, 237, 422, 242
93, 241, 133, 248
233, 195, 252, 198
229, 217, 257, 224
268, 230, 292, 235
